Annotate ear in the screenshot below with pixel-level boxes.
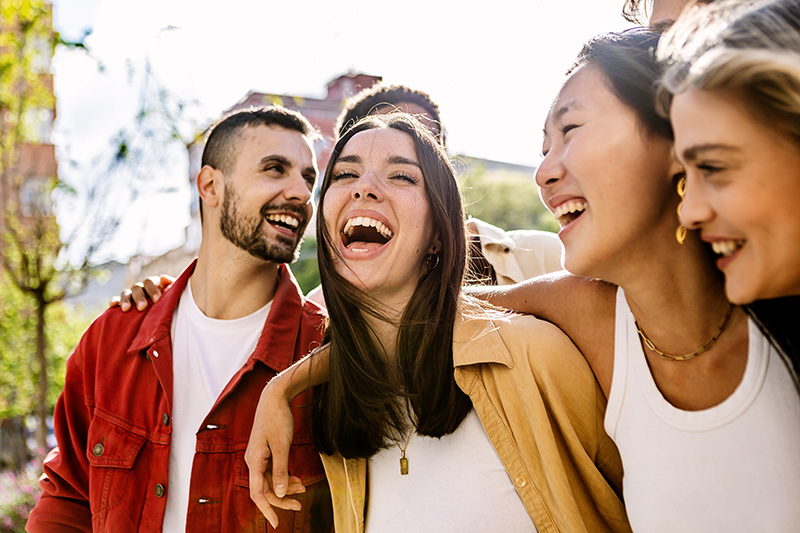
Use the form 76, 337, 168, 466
669, 157, 685, 183
428, 235, 442, 255
197, 165, 223, 210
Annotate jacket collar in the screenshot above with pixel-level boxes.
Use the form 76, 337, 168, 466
128, 259, 307, 373
128, 261, 195, 355
468, 217, 516, 249
451, 300, 514, 369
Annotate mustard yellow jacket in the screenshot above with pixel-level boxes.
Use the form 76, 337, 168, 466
320, 304, 631, 533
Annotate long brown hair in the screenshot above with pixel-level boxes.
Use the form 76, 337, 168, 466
312, 114, 469, 459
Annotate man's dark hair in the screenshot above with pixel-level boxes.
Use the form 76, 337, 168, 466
198, 106, 319, 220
202, 106, 319, 174
335, 83, 445, 145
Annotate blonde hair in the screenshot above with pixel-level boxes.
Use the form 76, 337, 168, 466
658, 0, 800, 388
657, 0, 800, 145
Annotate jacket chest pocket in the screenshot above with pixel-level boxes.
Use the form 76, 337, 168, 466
86, 416, 148, 529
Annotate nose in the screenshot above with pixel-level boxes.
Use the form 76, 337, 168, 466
352, 171, 382, 201
284, 169, 313, 205
679, 171, 714, 230
535, 151, 565, 189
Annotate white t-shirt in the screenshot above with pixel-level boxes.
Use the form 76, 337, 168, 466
364, 408, 537, 532
605, 288, 800, 533
161, 281, 272, 532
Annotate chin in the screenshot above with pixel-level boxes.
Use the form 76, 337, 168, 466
562, 252, 594, 280
724, 276, 768, 306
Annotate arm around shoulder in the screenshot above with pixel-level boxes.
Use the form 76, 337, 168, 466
246, 346, 330, 528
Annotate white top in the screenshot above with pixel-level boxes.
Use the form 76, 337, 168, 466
364, 409, 537, 533
162, 281, 272, 532
605, 288, 800, 533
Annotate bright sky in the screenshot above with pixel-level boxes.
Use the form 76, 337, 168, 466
50, 0, 635, 261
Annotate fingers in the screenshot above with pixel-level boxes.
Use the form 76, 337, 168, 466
118, 289, 134, 312
247, 459, 305, 528
141, 276, 164, 304
285, 476, 306, 496
113, 274, 175, 313
271, 449, 292, 499
246, 377, 300, 525
264, 476, 305, 509
247, 445, 283, 527
130, 284, 150, 311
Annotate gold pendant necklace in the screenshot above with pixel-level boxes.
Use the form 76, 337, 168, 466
398, 431, 412, 475
635, 302, 734, 361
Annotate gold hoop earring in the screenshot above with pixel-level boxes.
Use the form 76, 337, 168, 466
675, 174, 687, 245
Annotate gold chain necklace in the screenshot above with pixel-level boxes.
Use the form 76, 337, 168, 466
635, 302, 734, 361
398, 431, 412, 475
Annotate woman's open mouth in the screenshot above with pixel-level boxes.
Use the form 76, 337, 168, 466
342, 216, 393, 251
710, 239, 745, 257
553, 200, 587, 228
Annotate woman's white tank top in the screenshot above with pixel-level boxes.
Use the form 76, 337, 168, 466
605, 288, 800, 532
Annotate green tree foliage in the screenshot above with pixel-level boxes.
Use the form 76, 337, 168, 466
0, 0, 98, 457
458, 160, 558, 233
291, 236, 320, 295
0, 1, 55, 163
0, 272, 90, 422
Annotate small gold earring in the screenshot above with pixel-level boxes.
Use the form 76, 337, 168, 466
675, 174, 687, 244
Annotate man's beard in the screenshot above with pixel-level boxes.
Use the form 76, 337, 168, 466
219, 184, 308, 264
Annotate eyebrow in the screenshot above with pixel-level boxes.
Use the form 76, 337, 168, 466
260, 155, 316, 178
335, 154, 422, 169
387, 155, 421, 169
335, 154, 361, 165
259, 155, 291, 168
543, 99, 580, 136
551, 100, 580, 123
681, 144, 741, 162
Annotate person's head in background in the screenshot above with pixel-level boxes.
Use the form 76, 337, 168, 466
623, 0, 717, 28
335, 83, 445, 146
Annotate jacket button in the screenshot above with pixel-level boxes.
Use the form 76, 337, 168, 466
153, 350, 159, 358
155, 484, 166, 498
92, 443, 104, 457
162, 413, 170, 426
514, 476, 527, 488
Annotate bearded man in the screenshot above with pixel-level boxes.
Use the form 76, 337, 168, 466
27, 107, 332, 533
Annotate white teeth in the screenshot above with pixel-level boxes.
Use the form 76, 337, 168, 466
552, 201, 587, 222
711, 240, 744, 257
343, 217, 393, 240
266, 214, 300, 228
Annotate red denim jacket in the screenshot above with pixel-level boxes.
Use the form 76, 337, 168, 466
27, 261, 331, 532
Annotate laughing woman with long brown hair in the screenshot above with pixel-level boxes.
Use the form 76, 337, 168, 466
247, 112, 630, 533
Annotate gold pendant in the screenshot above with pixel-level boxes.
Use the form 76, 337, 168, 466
400, 457, 408, 475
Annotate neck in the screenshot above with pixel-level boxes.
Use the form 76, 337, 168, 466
621, 235, 733, 355
362, 300, 404, 364
192, 237, 281, 319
